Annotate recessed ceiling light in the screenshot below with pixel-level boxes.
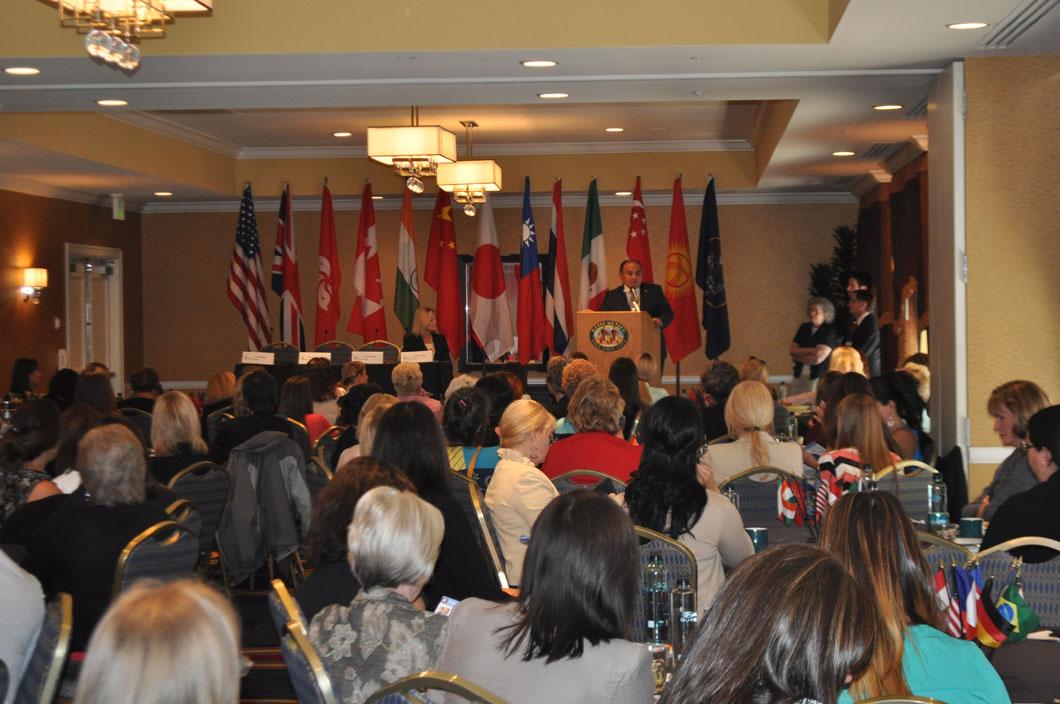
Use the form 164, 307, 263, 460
153, 191, 173, 197
332, 131, 352, 138
605, 127, 624, 133
520, 60, 557, 68
832, 150, 856, 157
614, 191, 633, 197
371, 195, 384, 200
538, 92, 569, 99
947, 21, 988, 30
96, 99, 127, 107
4, 67, 40, 76
873, 104, 904, 111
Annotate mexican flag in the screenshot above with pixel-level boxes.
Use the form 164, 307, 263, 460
578, 178, 608, 310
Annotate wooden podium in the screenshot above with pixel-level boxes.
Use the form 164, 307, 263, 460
574, 310, 661, 372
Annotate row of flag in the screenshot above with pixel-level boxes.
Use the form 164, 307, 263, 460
933, 562, 1039, 648
228, 176, 732, 363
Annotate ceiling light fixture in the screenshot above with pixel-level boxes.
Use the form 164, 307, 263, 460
873, 104, 904, 111
153, 191, 172, 197
4, 67, 41, 76
538, 92, 569, 99
614, 191, 633, 196
332, 131, 352, 138
96, 98, 128, 106
946, 21, 988, 30
47, 1, 213, 71
436, 120, 503, 217
832, 150, 856, 157
371, 195, 384, 200
367, 106, 457, 193
605, 127, 624, 133
520, 60, 556, 68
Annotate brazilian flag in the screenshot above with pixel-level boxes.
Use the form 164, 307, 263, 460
995, 580, 1040, 642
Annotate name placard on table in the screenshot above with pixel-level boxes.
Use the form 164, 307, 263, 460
400, 350, 434, 363
240, 351, 275, 365
350, 350, 385, 364
298, 351, 332, 364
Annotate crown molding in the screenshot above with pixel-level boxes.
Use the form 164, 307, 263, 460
883, 136, 928, 174
0, 174, 149, 211
105, 111, 242, 157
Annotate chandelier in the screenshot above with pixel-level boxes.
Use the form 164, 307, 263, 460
436, 120, 503, 216
366, 107, 457, 193
47, 1, 213, 70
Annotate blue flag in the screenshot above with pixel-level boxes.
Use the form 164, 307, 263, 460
517, 177, 545, 361
695, 177, 730, 359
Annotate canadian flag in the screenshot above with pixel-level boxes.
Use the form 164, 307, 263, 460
346, 182, 387, 340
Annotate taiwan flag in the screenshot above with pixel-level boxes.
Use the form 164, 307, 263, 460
517, 177, 546, 361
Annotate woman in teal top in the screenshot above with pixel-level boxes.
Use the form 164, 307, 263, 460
822, 492, 1010, 704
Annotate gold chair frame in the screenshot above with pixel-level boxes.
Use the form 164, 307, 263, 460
283, 620, 339, 704
861, 697, 943, 704
707, 433, 730, 445
633, 525, 699, 608
307, 455, 335, 482
972, 536, 1060, 562
365, 670, 507, 704
312, 425, 345, 461
450, 471, 509, 591
717, 465, 803, 489
877, 459, 937, 480
271, 578, 307, 634
111, 520, 197, 599
164, 459, 223, 489
550, 469, 627, 491
916, 531, 974, 567
28, 593, 72, 704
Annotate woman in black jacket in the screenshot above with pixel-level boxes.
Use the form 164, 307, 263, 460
402, 307, 451, 362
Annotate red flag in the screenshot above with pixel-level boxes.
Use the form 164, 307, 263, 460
425, 190, 465, 355
346, 182, 388, 340
625, 176, 654, 283
517, 177, 546, 362
662, 178, 702, 363
314, 181, 341, 346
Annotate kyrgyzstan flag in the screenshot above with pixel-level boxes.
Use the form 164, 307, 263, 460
346, 182, 388, 341
314, 180, 341, 346
544, 180, 574, 354
578, 178, 608, 311
625, 176, 654, 282
662, 177, 702, 363
469, 198, 514, 361
425, 189, 465, 355
517, 177, 546, 362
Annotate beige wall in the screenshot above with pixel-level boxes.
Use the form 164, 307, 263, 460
142, 197, 856, 382
964, 56, 1060, 496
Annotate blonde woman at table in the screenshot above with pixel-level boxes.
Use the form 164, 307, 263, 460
436, 491, 653, 704
701, 380, 802, 485
821, 492, 1010, 704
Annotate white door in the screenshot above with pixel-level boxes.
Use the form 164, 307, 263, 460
65, 244, 124, 393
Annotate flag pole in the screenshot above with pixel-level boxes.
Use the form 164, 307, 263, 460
675, 360, 681, 396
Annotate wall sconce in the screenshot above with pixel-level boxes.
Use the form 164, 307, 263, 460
21, 268, 48, 303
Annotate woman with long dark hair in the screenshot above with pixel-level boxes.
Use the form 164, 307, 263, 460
822, 492, 1009, 702
608, 357, 647, 440
371, 401, 503, 608
277, 375, 329, 443
437, 491, 652, 704
624, 396, 753, 607
8, 358, 42, 399
75, 368, 117, 416
871, 370, 930, 461
817, 394, 900, 491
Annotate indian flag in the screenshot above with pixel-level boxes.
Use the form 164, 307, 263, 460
394, 188, 420, 331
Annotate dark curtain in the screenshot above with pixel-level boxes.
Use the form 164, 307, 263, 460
855, 201, 884, 298
890, 175, 925, 319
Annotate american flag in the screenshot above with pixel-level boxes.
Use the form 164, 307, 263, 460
227, 184, 272, 350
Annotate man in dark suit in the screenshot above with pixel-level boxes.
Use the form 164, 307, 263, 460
600, 259, 675, 361
209, 369, 292, 464
845, 290, 881, 377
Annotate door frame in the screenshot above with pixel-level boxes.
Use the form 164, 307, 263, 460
64, 242, 124, 393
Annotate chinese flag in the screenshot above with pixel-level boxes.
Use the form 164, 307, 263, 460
663, 177, 702, 363
425, 189, 465, 355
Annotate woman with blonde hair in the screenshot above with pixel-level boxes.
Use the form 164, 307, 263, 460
822, 492, 1009, 703
149, 390, 208, 485
485, 399, 558, 585
828, 345, 866, 376
334, 392, 398, 469
737, 357, 792, 437
700, 380, 801, 484
402, 306, 451, 361
817, 393, 900, 490
74, 580, 242, 704
636, 353, 667, 405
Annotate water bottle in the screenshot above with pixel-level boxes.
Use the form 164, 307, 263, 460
723, 487, 740, 512
928, 472, 948, 531
861, 463, 877, 491
644, 555, 669, 644
670, 579, 697, 659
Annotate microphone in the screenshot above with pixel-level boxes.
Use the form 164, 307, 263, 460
630, 286, 641, 312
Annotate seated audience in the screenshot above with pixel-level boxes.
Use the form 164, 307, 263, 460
307, 358, 340, 424
737, 356, 791, 436
297, 457, 415, 622
484, 399, 558, 585
7, 358, 42, 401
51, 404, 104, 494
694, 361, 739, 442
75, 367, 117, 416
45, 368, 79, 411
437, 491, 652, 704
24, 424, 169, 651
660, 544, 875, 704
965, 380, 1050, 520
827, 345, 866, 376
402, 306, 451, 361
309, 487, 448, 703
609, 357, 648, 440
339, 360, 368, 392
208, 369, 291, 464
822, 492, 1010, 703
554, 358, 599, 436
819, 372, 875, 450
392, 362, 442, 421
116, 367, 162, 413
801, 370, 844, 468
500, 368, 527, 401
636, 352, 667, 405
871, 371, 931, 461
334, 392, 397, 469
444, 374, 478, 403
149, 390, 209, 485
202, 370, 236, 417
981, 404, 1060, 562
818, 394, 901, 490
0, 548, 45, 699
624, 397, 753, 607
0, 399, 61, 523
372, 402, 504, 608
545, 356, 570, 417
74, 580, 242, 704
701, 380, 802, 484
278, 375, 330, 443
475, 373, 517, 445
542, 377, 643, 483
330, 383, 383, 467
443, 387, 500, 488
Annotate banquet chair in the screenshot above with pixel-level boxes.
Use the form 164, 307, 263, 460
719, 465, 807, 520
448, 471, 509, 591
279, 620, 338, 704
164, 498, 204, 542
13, 593, 71, 704
268, 578, 308, 637
877, 460, 938, 522
263, 342, 299, 353
972, 537, 1060, 629
117, 406, 152, 446
206, 406, 234, 444
631, 525, 698, 644
166, 460, 230, 564
550, 469, 625, 495
860, 697, 942, 703
359, 339, 401, 364
312, 425, 345, 465
365, 671, 506, 704
707, 433, 730, 445
112, 520, 199, 599
314, 340, 353, 353
285, 417, 312, 458
917, 531, 972, 572
305, 456, 333, 505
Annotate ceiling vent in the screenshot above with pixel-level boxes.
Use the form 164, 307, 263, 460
979, 0, 1060, 49
861, 142, 901, 160
905, 97, 928, 118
